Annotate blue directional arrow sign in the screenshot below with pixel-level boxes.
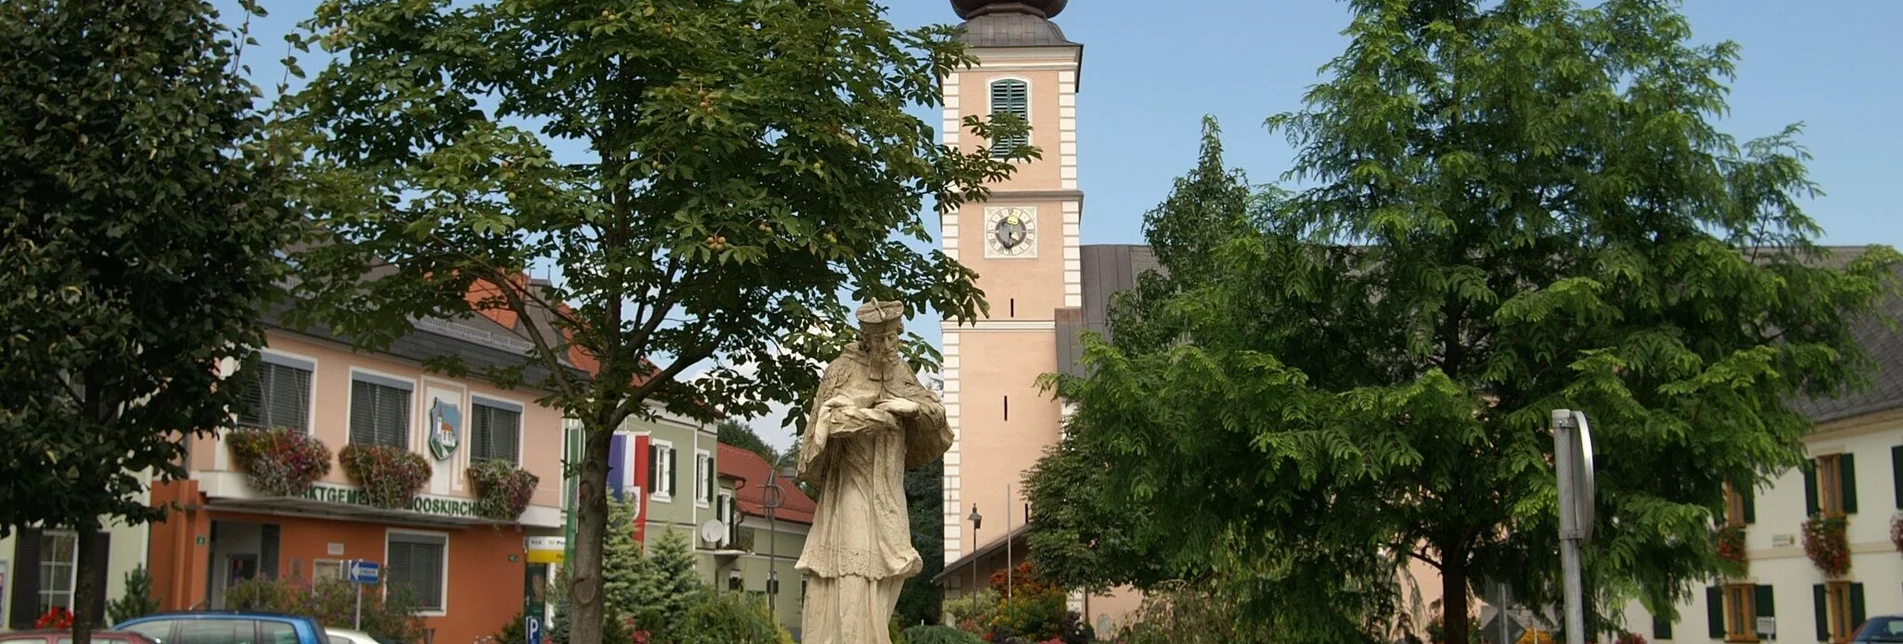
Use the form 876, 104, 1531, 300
345, 560, 381, 584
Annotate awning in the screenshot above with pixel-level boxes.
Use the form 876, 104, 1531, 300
931, 524, 1030, 584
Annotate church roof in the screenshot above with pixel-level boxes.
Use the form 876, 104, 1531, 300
955, 8, 1078, 48
952, 0, 1066, 20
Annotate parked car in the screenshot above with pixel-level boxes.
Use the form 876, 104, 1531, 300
321, 628, 393, 644
111, 612, 330, 644
1854, 614, 1903, 642
0, 631, 157, 644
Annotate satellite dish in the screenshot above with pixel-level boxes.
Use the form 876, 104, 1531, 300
700, 519, 727, 547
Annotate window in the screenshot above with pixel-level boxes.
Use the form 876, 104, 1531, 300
1815, 582, 1866, 643
695, 450, 713, 506
1714, 584, 1771, 642
121, 620, 172, 644
1651, 612, 1672, 640
261, 621, 299, 644
386, 532, 447, 612
238, 355, 314, 433
717, 492, 737, 546
176, 620, 248, 644
649, 441, 676, 501
988, 78, 1029, 158
1724, 481, 1755, 526
470, 398, 523, 465
349, 374, 413, 449
38, 531, 77, 614
1807, 453, 1858, 517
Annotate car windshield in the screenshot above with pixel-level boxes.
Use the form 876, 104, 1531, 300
1856, 616, 1903, 641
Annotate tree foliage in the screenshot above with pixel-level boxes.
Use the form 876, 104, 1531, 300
628, 528, 707, 642
1041, 2, 1900, 642
0, 0, 292, 640
599, 496, 644, 626
275, 1, 1031, 643
717, 419, 780, 466
897, 457, 946, 625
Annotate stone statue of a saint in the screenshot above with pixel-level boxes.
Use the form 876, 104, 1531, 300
795, 299, 953, 644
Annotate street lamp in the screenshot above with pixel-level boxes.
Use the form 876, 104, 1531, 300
967, 505, 982, 597
763, 455, 795, 621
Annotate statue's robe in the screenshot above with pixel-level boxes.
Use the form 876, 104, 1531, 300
794, 343, 952, 644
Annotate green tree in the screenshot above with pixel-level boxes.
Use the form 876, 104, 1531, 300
629, 528, 706, 642
599, 497, 644, 625
0, 1, 291, 641
717, 420, 779, 466
106, 566, 159, 625
896, 457, 945, 625
1044, 3, 1901, 643
276, 2, 1030, 644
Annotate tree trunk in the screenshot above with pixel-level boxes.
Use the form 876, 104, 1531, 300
72, 529, 100, 644
566, 424, 615, 644
1442, 553, 1469, 644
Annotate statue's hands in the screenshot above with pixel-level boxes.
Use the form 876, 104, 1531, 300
875, 398, 922, 416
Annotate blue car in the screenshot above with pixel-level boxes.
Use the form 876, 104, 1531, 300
111, 612, 331, 644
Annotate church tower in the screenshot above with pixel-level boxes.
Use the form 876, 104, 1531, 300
938, 0, 1082, 577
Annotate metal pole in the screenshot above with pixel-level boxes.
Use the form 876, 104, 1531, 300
971, 520, 979, 597
1553, 410, 1585, 644
354, 581, 363, 631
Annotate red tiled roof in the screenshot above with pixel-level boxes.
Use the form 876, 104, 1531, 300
718, 443, 816, 524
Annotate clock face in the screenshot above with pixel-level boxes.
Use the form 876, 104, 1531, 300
983, 206, 1037, 258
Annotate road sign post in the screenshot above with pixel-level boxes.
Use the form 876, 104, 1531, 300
344, 559, 380, 631
1553, 410, 1596, 644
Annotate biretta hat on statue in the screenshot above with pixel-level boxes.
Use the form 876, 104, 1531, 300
856, 299, 905, 327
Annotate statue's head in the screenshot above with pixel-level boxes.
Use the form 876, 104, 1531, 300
855, 299, 904, 355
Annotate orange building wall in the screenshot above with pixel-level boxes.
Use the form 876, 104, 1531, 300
952, 196, 1072, 323
956, 69, 1066, 191
953, 331, 1061, 552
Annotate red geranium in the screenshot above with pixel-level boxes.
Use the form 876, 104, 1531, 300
35, 607, 73, 629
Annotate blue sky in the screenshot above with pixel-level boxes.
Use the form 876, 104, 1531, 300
215, 0, 1903, 449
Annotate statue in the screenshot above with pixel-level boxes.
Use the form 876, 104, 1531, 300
795, 299, 953, 644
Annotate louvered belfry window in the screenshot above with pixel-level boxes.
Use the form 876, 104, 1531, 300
386, 532, 446, 611
239, 357, 314, 433
989, 78, 1029, 158
471, 398, 522, 465
349, 374, 412, 449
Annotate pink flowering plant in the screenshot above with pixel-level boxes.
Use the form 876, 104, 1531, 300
339, 444, 431, 509
1803, 513, 1851, 578
227, 428, 332, 497
467, 458, 540, 521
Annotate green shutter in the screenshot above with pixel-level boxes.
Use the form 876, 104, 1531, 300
1892, 445, 1903, 509
1805, 460, 1820, 516
1814, 584, 1829, 641
988, 79, 1029, 157
1652, 612, 1673, 639
1841, 453, 1859, 514
1756, 584, 1775, 639
1851, 583, 1867, 633
1708, 586, 1725, 638
1740, 480, 1757, 524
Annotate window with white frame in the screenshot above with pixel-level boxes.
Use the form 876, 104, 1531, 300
238, 354, 314, 433
38, 531, 78, 614
695, 450, 713, 506
312, 559, 345, 582
650, 441, 675, 501
470, 397, 522, 465
349, 373, 413, 449
716, 491, 736, 547
386, 532, 447, 612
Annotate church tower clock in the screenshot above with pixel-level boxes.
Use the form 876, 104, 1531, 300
937, 0, 1083, 578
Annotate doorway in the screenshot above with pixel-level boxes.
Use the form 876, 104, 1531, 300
205, 520, 280, 609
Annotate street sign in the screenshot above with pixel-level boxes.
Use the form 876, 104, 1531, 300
1572, 410, 1596, 544
527, 536, 565, 564
345, 560, 380, 584
525, 615, 543, 644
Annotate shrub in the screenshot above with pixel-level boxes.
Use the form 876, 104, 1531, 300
942, 588, 999, 634
227, 428, 332, 497
679, 592, 780, 643
1114, 580, 1273, 644
1613, 632, 1648, 644
224, 576, 425, 643
902, 625, 983, 644
468, 459, 540, 521
339, 444, 431, 509
107, 565, 160, 624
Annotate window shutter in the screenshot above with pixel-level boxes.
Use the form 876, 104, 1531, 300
379, 386, 409, 448
1892, 446, 1903, 509
85, 531, 110, 622
1805, 460, 1820, 516
1742, 482, 1757, 524
10, 526, 42, 629
647, 445, 657, 492
668, 448, 678, 496
988, 79, 1029, 157
265, 365, 312, 433
1851, 583, 1867, 631
1814, 584, 1829, 641
1707, 586, 1724, 638
1651, 612, 1672, 639
417, 541, 444, 609
704, 456, 715, 502
472, 406, 491, 461
1755, 584, 1775, 639
1841, 453, 1859, 514
350, 381, 378, 445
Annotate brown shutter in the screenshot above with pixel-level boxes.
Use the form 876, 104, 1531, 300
9, 527, 42, 629
86, 531, 110, 622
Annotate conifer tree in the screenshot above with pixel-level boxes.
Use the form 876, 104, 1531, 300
629, 528, 705, 641
1041, 2, 1901, 642
599, 497, 644, 624
106, 566, 159, 625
